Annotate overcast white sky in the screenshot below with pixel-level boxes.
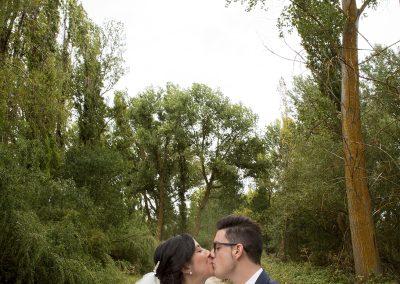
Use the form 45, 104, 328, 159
81, 0, 400, 129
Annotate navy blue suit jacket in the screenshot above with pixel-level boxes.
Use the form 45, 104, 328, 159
255, 270, 279, 284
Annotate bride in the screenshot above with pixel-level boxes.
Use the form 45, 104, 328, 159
137, 233, 217, 284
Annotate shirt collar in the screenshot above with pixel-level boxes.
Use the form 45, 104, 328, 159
244, 268, 263, 284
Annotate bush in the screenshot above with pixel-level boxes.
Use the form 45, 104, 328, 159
0, 145, 152, 283
109, 215, 157, 274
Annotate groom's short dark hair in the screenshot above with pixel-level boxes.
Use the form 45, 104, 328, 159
216, 215, 263, 264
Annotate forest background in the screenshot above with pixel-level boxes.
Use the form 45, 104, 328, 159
1, 0, 399, 283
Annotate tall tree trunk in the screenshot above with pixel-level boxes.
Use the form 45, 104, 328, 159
157, 160, 166, 241
336, 211, 353, 262
56, 0, 70, 149
340, 0, 380, 278
192, 181, 212, 237
143, 191, 152, 223
156, 171, 166, 241
278, 216, 288, 261
156, 140, 169, 241
178, 154, 188, 233
192, 157, 215, 237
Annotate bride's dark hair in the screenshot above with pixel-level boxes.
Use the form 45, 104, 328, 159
154, 233, 195, 284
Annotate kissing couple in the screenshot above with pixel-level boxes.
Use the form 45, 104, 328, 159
137, 215, 278, 284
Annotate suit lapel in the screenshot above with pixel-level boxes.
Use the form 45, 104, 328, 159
255, 270, 269, 284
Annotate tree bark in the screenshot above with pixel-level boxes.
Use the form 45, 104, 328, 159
192, 151, 215, 237
156, 139, 169, 241
178, 154, 188, 233
278, 216, 288, 261
143, 191, 152, 223
192, 181, 212, 237
340, 0, 380, 278
156, 171, 166, 241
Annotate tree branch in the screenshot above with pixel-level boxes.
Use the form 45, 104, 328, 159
358, 0, 372, 16
261, 41, 305, 65
359, 39, 400, 65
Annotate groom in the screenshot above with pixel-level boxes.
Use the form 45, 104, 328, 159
210, 215, 278, 284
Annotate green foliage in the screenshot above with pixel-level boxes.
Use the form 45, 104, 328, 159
361, 47, 400, 274
263, 256, 352, 284
263, 256, 399, 284
259, 77, 348, 266
108, 216, 157, 274
188, 187, 244, 247
254, 48, 400, 276
0, 0, 149, 282
111, 91, 134, 154
0, 142, 154, 282
125, 83, 264, 239
225, 0, 267, 12
279, 1, 343, 113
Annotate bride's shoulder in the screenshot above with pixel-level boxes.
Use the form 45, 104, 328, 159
136, 272, 160, 284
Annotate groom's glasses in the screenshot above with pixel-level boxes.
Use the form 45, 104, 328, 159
213, 241, 239, 253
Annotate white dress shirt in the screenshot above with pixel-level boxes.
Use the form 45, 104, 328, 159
244, 268, 263, 284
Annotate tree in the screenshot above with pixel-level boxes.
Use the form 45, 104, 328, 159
227, 0, 382, 277
129, 87, 174, 240
340, 0, 380, 277
268, 78, 352, 264
70, 8, 125, 145
361, 46, 400, 274
163, 86, 200, 233
127, 83, 265, 240
188, 83, 264, 237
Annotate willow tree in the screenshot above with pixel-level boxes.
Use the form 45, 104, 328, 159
68, 0, 126, 146
0, 0, 73, 171
227, 0, 382, 278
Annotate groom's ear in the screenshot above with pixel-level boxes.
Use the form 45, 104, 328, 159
232, 244, 244, 260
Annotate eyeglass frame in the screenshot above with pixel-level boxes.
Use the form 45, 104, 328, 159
212, 241, 246, 254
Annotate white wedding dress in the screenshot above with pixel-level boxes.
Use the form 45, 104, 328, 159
136, 273, 222, 284
135, 261, 221, 284
136, 272, 160, 284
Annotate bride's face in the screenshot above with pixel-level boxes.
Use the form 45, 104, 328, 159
189, 239, 214, 279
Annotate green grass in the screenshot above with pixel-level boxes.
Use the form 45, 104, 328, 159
262, 256, 399, 284
132, 275, 141, 282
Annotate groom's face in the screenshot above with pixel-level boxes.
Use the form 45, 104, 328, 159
211, 229, 236, 279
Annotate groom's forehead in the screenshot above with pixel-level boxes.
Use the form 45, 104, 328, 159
214, 229, 228, 241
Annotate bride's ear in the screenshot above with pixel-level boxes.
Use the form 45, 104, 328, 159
181, 263, 192, 275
